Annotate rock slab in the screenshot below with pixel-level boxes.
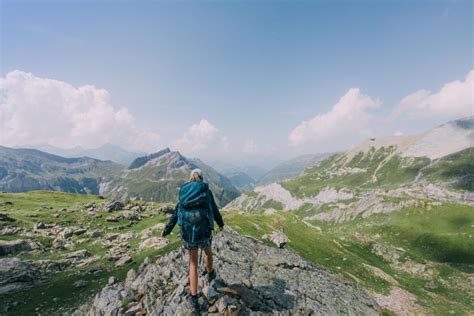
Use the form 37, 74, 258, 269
79, 230, 380, 315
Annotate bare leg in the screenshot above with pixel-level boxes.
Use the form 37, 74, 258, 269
204, 246, 213, 272
189, 249, 198, 295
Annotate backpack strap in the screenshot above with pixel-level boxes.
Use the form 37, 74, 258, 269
208, 190, 214, 231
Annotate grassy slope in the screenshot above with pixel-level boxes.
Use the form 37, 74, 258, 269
0, 191, 181, 315
422, 148, 474, 191
281, 147, 432, 198
223, 203, 474, 315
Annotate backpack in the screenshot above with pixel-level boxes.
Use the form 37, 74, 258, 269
177, 181, 214, 242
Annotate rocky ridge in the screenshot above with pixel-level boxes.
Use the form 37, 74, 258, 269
76, 229, 380, 315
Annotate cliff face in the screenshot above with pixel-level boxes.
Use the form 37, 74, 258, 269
79, 229, 379, 315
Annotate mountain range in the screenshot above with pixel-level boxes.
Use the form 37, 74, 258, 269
257, 152, 334, 185
0, 146, 239, 207
1, 116, 473, 315
30, 143, 145, 165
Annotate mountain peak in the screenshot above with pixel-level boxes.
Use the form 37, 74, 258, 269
128, 148, 171, 169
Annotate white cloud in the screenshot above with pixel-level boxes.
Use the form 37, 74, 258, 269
393, 69, 474, 119
242, 139, 258, 154
0, 70, 161, 152
175, 119, 230, 157
289, 88, 381, 148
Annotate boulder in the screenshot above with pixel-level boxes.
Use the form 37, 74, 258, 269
0, 239, 39, 256
58, 228, 74, 240
262, 230, 289, 248
138, 237, 168, 251
0, 213, 15, 222
106, 201, 124, 212
0, 258, 42, 294
66, 250, 91, 260
73, 280, 88, 288
86, 230, 103, 238
106, 216, 121, 223
116, 255, 133, 267
108, 276, 118, 285
73, 228, 87, 236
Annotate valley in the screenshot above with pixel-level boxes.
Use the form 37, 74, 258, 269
0, 117, 472, 315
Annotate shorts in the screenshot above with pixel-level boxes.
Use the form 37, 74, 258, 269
183, 236, 212, 250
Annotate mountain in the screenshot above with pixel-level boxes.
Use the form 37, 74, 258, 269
100, 148, 240, 207
258, 153, 333, 185
211, 163, 268, 182
32, 143, 145, 165
226, 117, 474, 314
225, 171, 256, 191
0, 146, 122, 194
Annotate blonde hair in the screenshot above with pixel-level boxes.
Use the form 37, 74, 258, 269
189, 173, 203, 182
189, 169, 203, 182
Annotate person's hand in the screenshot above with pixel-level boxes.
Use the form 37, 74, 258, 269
218, 226, 224, 232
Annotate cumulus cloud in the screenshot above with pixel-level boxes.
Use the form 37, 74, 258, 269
175, 119, 230, 157
289, 88, 381, 148
0, 70, 161, 151
393, 69, 474, 119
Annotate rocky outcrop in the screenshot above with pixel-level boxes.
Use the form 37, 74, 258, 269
262, 230, 289, 248
0, 258, 43, 294
0, 239, 39, 256
79, 230, 379, 315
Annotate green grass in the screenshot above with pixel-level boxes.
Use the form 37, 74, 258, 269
281, 147, 431, 197
0, 191, 181, 315
423, 148, 474, 191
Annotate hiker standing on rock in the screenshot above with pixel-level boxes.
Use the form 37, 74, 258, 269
162, 168, 225, 314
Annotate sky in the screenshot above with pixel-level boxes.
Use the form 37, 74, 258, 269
1, 0, 473, 168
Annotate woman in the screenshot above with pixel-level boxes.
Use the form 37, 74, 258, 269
161, 168, 224, 314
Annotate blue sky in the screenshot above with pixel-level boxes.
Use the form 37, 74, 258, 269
1, 0, 472, 167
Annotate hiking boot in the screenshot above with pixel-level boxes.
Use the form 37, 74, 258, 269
206, 269, 216, 284
187, 294, 200, 315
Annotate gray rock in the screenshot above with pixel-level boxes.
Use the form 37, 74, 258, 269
262, 230, 289, 248
73, 228, 87, 235
0, 258, 42, 294
108, 276, 118, 285
106, 201, 124, 212
0, 239, 39, 256
73, 280, 88, 288
86, 230, 103, 238
0, 213, 15, 222
202, 286, 219, 301
66, 249, 91, 260
79, 229, 380, 315
106, 216, 121, 222
116, 255, 132, 267
58, 228, 74, 240
126, 269, 137, 284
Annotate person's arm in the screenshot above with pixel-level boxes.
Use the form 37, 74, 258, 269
209, 191, 224, 228
162, 203, 179, 236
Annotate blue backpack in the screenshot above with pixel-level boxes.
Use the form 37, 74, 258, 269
177, 181, 214, 242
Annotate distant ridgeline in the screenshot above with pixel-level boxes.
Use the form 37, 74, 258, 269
128, 148, 172, 169
0, 146, 240, 207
